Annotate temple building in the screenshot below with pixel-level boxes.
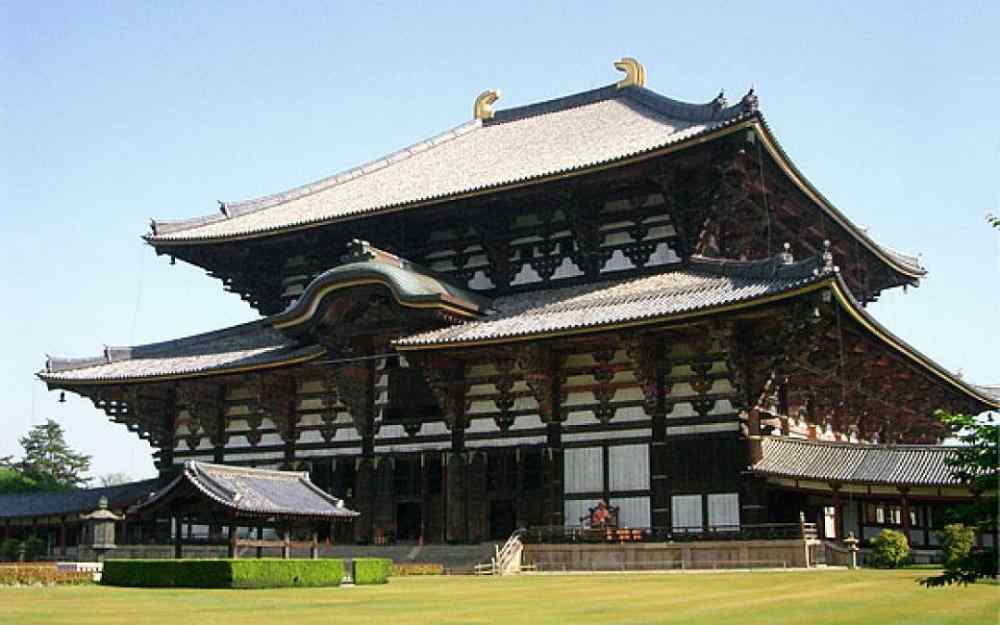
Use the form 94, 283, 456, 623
22, 58, 997, 554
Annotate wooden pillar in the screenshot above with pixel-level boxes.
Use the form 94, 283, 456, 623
445, 361, 469, 543
922, 505, 930, 547
58, 520, 67, 558
257, 526, 264, 559
354, 457, 374, 543
542, 354, 564, 528
281, 525, 290, 560
227, 523, 238, 559
419, 451, 429, 543
310, 528, 319, 560
900, 489, 911, 541
650, 338, 669, 528
173, 516, 183, 559
446, 451, 468, 543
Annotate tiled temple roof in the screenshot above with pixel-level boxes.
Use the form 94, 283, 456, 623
144, 78, 924, 281
396, 255, 829, 347
39, 320, 323, 384
139, 461, 358, 520
147, 84, 755, 243
753, 436, 962, 487
0, 478, 163, 520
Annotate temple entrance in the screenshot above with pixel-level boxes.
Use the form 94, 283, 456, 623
396, 502, 422, 541
490, 500, 516, 539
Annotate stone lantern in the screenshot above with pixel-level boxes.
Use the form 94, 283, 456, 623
843, 532, 860, 570
81, 496, 122, 561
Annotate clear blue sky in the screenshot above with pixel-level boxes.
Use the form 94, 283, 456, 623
2, 2, 997, 481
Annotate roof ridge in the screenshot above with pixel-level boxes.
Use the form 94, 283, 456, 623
190, 460, 307, 479
764, 436, 957, 451
687, 253, 828, 281
487, 84, 757, 126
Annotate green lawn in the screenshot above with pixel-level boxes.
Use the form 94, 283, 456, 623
3, 570, 997, 625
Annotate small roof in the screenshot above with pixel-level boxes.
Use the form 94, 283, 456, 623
396, 255, 830, 347
139, 461, 358, 520
272, 240, 489, 331
39, 320, 323, 385
753, 436, 962, 487
0, 478, 163, 520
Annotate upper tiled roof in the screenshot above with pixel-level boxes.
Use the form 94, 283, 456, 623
39, 320, 323, 384
146, 84, 756, 243
140, 461, 358, 520
0, 478, 163, 520
753, 436, 962, 487
396, 255, 829, 347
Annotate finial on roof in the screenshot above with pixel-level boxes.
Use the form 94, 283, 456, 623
474, 90, 500, 120
740, 85, 759, 112
341, 239, 377, 263
614, 57, 646, 89
820, 239, 837, 273
217, 200, 228, 217
712, 90, 727, 111
779, 242, 794, 265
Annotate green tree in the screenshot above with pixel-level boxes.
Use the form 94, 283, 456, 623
15, 419, 92, 490
0, 467, 43, 494
921, 411, 998, 586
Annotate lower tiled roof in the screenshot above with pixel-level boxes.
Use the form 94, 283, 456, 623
396, 255, 828, 347
39, 320, 323, 384
753, 436, 961, 487
0, 478, 163, 520
140, 461, 358, 520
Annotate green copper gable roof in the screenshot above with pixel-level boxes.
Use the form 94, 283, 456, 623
271, 240, 489, 330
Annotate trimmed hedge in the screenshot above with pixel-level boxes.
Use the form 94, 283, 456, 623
102, 559, 344, 588
353, 558, 392, 585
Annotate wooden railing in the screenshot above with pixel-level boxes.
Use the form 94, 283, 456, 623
519, 523, 817, 544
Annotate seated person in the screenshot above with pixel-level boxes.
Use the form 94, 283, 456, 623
590, 499, 611, 528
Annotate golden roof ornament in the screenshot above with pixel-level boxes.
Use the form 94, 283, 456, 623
474, 89, 500, 120
614, 57, 646, 89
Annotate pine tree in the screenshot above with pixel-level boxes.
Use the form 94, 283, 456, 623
16, 419, 91, 490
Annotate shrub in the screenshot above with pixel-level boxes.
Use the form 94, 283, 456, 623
101, 559, 344, 588
392, 562, 444, 576
0, 539, 21, 562
353, 558, 392, 585
939, 524, 975, 571
24, 536, 47, 562
0, 565, 92, 586
868, 529, 911, 568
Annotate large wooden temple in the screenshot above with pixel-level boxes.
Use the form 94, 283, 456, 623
31, 58, 998, 552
